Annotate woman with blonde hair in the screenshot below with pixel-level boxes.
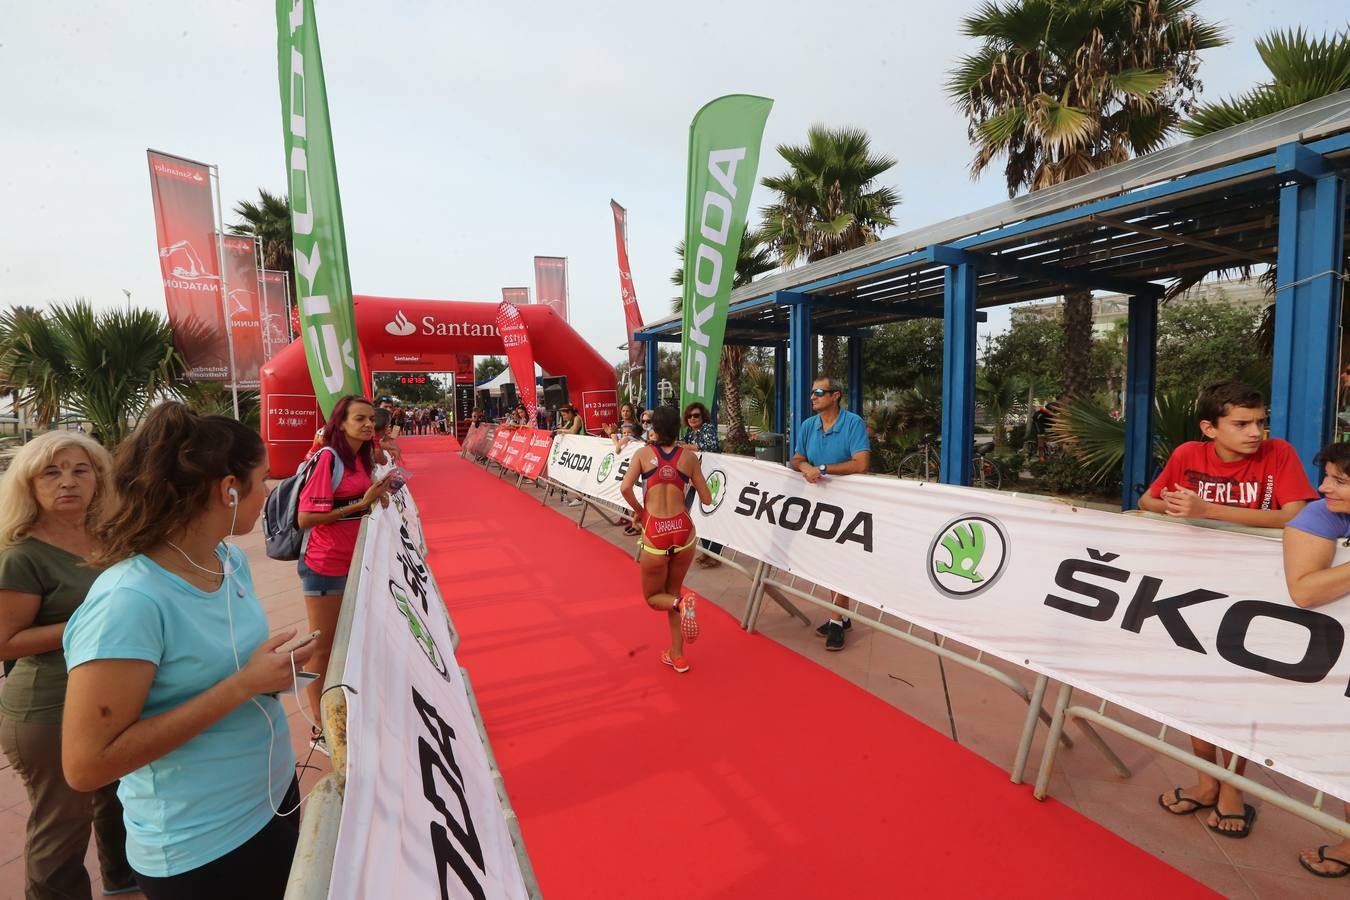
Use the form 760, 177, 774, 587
0, 430, 137, 898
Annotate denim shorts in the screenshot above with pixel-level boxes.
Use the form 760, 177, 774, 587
297, 558, 348, 597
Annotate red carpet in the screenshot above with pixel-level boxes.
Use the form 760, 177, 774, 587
403, 438, 1213, 899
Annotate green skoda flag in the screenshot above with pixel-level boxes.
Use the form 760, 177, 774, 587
679, 95, 773, 414
276, 0, 362, 417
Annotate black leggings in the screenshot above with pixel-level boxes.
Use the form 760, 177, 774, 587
134, 778, 301, 900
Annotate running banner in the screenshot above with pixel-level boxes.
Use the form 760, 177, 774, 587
542, 436, 1350, 800
678, 95, 773, 413
494, 303, 538, 422
276, 0, 362, 417
220, 234, 265, 388
501, 287, 530, 306
610, 201, 645, 369
329, 485, 529, 900
147, 150, 230, 380
258, 269, 292, 362
533, 257, 568, 323
543, 435, 643, 510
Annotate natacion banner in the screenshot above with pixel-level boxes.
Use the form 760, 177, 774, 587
146, 150, 230, 380
276, 0, 363, 417
679, 95, 772, 413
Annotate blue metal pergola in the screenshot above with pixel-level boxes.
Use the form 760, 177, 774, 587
636, 91, 1350, 508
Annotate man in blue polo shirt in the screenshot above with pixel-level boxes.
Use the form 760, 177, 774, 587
790, 376, 872, 650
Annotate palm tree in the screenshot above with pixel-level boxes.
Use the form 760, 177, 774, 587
230, 188, 294, 324
1184, 27, 1350, 136
976, 369, 1025, 448
0, 301, 183, 445
757, 125, 901, 377
672, 227, 777, 450
947, 0, 1225, 398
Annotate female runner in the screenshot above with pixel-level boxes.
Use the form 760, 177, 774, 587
620, 406, 712, 673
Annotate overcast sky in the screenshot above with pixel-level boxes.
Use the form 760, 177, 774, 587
2, 0, 1344, 364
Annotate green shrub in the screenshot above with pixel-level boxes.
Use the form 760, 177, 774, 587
1029, 453, 1121, 496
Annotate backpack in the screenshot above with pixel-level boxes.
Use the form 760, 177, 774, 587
263, 447, 345, 561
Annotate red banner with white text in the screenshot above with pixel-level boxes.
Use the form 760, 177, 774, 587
519, 429, 553, 478
580, 389, 619, 435
533, 256, 568, 322
487, 428, 511, 463
610, 201, 646, 369
495, 302, 538, 421
147, 150, 229, 380
503, 429, 529, 472
258, 269, 292, 362
220, 234, 265, 387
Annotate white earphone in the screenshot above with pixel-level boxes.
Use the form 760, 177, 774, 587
228, 486, 238, 508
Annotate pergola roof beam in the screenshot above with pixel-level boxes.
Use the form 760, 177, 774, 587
1089, 213, 1272, 266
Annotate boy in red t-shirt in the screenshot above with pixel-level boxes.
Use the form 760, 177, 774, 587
1146, 380, 1318, 837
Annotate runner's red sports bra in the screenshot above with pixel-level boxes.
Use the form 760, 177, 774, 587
640, 444, 691, 488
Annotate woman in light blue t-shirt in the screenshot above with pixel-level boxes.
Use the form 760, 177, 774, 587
62, 403, 316, 900
1284, 442, 1350, 879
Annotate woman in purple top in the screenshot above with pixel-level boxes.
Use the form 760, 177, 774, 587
1284, 442, 1350, 878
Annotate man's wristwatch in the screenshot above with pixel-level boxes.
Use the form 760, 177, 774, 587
818, 464, 827, 476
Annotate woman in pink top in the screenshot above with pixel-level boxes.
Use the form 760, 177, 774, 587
296, 395, 391, 753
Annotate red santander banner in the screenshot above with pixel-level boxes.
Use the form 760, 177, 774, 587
501, 287, 530, 305
487, 428, 511, 464
147, 150, 229, 380
503, 429, 529, 471
520, 429, 552, 479
533, 256, 568, 322
220, 235, 265, 388
610, 201, 646, 369
494, 302, 538, 421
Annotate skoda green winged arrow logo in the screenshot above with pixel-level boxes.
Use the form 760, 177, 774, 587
700, 469, 727, 514
927, 515, 1009, 598
597, 453, 615, 483
550, 440, 562, 465
390, 580, 450, 681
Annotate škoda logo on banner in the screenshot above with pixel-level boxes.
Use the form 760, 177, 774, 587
927, 515, 1010, 599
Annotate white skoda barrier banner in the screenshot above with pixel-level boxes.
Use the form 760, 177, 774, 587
546, 435, 644, 508
673, 452, 1350, 800
329, 490, 528, 899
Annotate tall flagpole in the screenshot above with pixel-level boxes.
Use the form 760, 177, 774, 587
210, 164, 240, 420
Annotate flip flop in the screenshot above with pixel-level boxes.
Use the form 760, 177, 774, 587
1299, 846, 1350, 878
1207, 803, 1256, 839
1157, 787, 1215, 815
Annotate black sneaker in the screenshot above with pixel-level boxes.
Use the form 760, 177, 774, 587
816, 617, 852, 637
825, 621, 846, 651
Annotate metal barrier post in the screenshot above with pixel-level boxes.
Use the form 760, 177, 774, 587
1011, 673, 1048, 785
284, 773, 345, 900
1033, 683, 1073, 800
740, 560, 768, 630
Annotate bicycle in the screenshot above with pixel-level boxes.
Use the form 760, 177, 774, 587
896, 435, 1003, 490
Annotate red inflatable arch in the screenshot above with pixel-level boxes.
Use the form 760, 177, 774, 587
260, 295, 615, 473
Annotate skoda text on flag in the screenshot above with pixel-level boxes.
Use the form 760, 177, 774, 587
276, 0, 362, 417
494, 302, 539, 422
533, 256, 568, 322
610, 201, 646, 369
679, 95, 773, 413
147, 150, 230, 380
219, 235, 265, 388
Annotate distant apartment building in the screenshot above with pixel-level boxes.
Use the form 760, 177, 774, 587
1010, 278, 1269, 335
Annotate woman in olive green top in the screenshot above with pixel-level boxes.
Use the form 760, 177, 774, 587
0, 431, 136, 898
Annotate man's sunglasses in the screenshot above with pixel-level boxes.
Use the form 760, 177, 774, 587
810, 388, 838, 397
